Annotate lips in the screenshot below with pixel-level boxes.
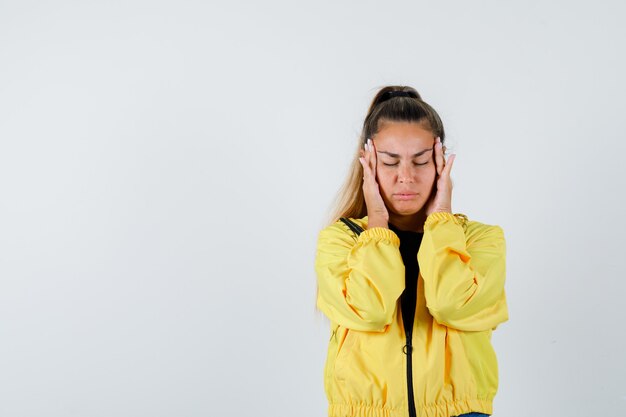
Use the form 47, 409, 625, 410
394, 192, 417, 200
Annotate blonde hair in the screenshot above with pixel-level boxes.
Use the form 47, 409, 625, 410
325, 85, 446, 226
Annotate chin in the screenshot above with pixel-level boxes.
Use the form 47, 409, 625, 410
390, 204, 425, 217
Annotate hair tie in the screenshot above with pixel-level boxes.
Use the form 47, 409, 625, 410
380, 90, 415, 103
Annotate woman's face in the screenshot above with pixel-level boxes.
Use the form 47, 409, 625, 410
372, 121, 437, 222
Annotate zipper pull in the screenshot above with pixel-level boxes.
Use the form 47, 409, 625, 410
402, 341, 413, 355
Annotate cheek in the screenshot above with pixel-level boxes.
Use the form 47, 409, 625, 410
413, 164, 436, 180
424, 165, 437, 183
375, 167, 394, 194
414, 168, 437, 193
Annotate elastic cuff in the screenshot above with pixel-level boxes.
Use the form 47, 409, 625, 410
425, 212, 468, 228
358, 227, 400, 246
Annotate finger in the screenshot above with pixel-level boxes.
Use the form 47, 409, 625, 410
359, 156, 371, 181
369, 138, 378, 177
362, 140, 371, 171
361, 139, 375, 181
435, 137, 444, 176
443, 153, 456, 177
359, 141, 367, 177
364, 138, 372, 176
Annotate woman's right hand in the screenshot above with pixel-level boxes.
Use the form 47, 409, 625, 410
359, 138, 389, 228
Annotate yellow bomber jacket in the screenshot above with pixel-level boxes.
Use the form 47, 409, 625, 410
315, 212, 508, 417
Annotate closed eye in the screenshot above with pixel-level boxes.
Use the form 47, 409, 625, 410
382, 162, 429, 166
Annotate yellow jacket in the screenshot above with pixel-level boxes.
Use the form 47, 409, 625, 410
315, 212, 508, 417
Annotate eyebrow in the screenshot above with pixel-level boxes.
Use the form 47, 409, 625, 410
377, 148, 433, 158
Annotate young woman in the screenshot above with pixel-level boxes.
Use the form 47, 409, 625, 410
314, 86, 508, 417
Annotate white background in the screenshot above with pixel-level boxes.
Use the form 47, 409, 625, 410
1, 1, 625, 416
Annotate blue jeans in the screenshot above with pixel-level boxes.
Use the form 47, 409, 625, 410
456, 414, 489, 417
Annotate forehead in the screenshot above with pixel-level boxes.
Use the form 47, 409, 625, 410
373, 122, 434, 151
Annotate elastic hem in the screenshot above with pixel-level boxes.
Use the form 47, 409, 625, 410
424, 212, 468, 229
328, 397, 493, 417
357, 227, 400, 246
328, 403, 400, 417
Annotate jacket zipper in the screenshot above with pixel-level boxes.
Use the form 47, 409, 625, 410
404, 328, 417, 417
400, 267, 419, 417
390, 223, 421, 417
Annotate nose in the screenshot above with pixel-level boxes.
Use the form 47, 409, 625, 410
397, 163, 414, 183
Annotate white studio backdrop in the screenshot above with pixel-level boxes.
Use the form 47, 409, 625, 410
1, 1, 625, 416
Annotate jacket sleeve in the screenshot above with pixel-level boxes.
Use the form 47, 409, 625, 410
417, 212, 508, 332
315, 222, 405, 332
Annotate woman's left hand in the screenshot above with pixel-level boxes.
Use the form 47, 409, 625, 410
425, 136, 456, 216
